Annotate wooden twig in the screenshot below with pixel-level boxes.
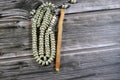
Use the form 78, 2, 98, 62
55, 9, 65, 71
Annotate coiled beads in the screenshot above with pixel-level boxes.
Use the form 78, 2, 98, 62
31, 2, 56, 65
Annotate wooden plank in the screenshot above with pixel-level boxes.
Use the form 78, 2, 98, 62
1, 0, 120, 13
65, 0, 120, 14
0, 9, 120, 59
0, 48, 120, 80
1, 0, 120, 28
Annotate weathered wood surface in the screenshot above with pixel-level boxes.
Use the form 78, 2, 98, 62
0, 0, 120, 80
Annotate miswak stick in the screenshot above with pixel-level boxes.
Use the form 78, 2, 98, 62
55, 9, 65, 71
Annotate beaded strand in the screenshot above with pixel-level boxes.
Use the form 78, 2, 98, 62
32, 2, 56, 66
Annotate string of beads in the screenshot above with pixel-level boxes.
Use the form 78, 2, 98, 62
31, 0, 77, 66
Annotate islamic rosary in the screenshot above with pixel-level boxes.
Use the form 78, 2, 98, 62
31, 0, 77, 71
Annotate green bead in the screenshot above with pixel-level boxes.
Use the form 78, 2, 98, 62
69, 0, 77, 4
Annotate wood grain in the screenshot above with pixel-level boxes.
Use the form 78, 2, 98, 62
0, 0, 120, 80
0, 47, 120, 80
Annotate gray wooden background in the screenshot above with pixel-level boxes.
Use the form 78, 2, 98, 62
0, 0, 120, 80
